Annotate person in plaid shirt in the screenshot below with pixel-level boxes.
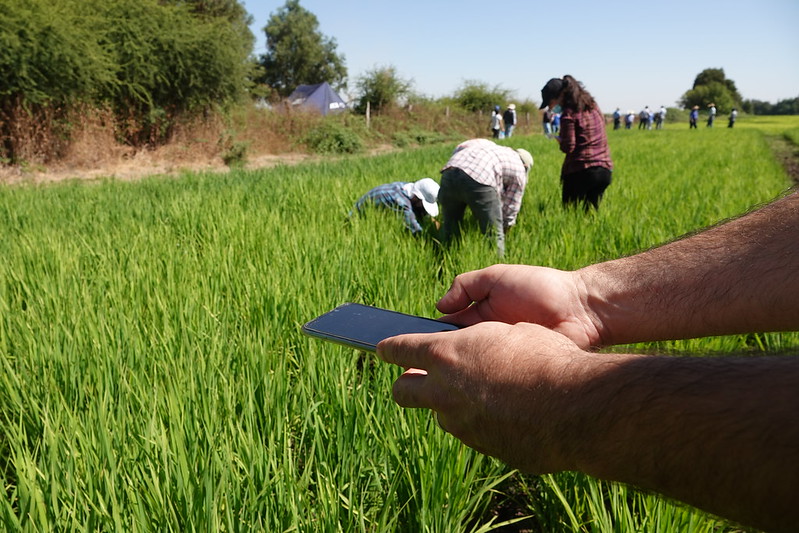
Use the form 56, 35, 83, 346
540, 75, 613, 211
438, 138, 533, 257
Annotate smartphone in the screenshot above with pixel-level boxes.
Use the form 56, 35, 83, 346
301, 302, 460, 352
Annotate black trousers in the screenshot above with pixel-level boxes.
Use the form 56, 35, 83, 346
561, 166, 613, 211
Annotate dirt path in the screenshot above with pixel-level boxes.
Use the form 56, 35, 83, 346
0, 149, 321, 185
1, 136, 797, 186
767, 134, 799, 184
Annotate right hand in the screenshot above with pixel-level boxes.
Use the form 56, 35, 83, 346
378, 321, 593, 474
436, 264, 602, 349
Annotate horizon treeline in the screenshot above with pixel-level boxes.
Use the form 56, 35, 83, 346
742, 97, 799, 116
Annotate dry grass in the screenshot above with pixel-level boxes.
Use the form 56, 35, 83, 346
0, 102, 367, 184
0, 101, 538, 184
0, 98, 70, 165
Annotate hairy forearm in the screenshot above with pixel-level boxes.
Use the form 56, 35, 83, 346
578, 190, 799, 346
568, 352, 799, 532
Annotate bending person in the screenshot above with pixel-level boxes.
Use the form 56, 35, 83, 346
352, 178, 440, 235
540, 75, 613, 210
438, 138, 533, 257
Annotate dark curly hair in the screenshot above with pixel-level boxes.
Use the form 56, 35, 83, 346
559, 75, 598, 113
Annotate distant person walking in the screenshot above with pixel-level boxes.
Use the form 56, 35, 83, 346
490, 105, 503, 138
638, 106, 650, 130
539, 75, 613, 211
707, 103, 717, 127
503, 104, 517, 138
625, 110, 635, 129
689, 105, 699, 129
656, 105, 666, 129
438, 139, 532, 257
353, 178, 440, 235
613, 108, 621, 130
728, 108, 738, 128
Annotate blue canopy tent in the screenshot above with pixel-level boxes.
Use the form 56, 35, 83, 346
287, 82, 347, 116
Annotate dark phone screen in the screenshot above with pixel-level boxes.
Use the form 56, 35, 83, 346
302, 303, 460, 351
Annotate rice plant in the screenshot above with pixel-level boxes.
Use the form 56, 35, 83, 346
0, 116, 795, 531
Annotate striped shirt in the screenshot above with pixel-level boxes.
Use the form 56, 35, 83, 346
354, 182, 423, 233
441, 139, 528, 227
558, 106, 613, 176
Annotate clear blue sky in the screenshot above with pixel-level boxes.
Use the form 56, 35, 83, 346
242, 0, 799, 112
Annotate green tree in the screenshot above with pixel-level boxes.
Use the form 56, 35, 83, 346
354, 65, 412, 114
0, 0, 257, 157
0, 0, 117, 161
694, 68, 741, 101
743, 97, 799, 115
259, 0, 347, 97
451, 80, 513, 113
0, 0, 115, 105
682, 82, 735, 114
692, 68, 723, 87
174, 0, 251, 22
680, 68, 742, 113
166, 0, 256, 57
97, 0, 255, 144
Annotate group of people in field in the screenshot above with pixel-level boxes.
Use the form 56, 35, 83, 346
488, 103, 518, 139
609, 102, 739, 131
354, 75, 612, 257
612, 105, 668, 130
354, 138, 531, 258
689, 103, 738, 128
346, 75, 796, 533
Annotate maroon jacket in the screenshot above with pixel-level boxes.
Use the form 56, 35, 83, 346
558, 106, 613, 176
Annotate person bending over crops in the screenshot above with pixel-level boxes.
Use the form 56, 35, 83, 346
438, 138, 533, 257
540, 75, 613, 211
352, 178, 440, 235
377, 189, 799, 533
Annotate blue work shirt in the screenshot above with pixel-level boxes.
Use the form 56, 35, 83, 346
354, 182, 422, 233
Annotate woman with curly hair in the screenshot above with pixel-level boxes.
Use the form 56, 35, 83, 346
539, 75, 613, 210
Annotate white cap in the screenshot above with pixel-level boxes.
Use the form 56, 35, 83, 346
516, 148, 533, 170
410, 178, 440, 217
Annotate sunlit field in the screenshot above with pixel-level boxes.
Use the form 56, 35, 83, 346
1, 115, 797, 531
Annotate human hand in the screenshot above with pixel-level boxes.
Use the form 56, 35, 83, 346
437, 264, 601, 349
379, 320, 799, 532
377, 321, 593, 473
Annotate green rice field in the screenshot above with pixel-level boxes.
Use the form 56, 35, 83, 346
1, 116, 797, 531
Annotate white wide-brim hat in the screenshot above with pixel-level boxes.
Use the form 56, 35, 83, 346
410, 178, 440, 217
516, 148, 533, 170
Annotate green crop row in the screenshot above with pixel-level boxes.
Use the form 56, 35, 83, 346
0, 116, 796, 531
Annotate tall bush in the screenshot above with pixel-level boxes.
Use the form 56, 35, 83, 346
0, 0, 115, 161
0, 0, 115, 105
353, 65, 413, 115
451, 80, 513, 113
0, 0, 255, 160
679, 68, 742, 113
95, 0, 255, 144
